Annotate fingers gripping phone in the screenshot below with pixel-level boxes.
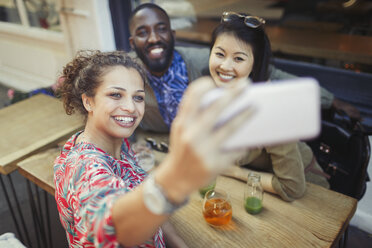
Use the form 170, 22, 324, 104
202, 78, 321, 151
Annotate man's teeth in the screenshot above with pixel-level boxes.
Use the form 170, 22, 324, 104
114, 116, 134, 123
150, 48, 164, 55
218, 73, 234, 80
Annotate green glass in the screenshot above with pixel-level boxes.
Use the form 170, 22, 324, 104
244, 172, 263, 214
244, 196, 262, 214
199, 180, 216, 197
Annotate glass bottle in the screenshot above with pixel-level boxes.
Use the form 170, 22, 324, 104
244, 172, 263, 214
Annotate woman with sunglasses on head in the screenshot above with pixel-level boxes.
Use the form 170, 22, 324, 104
209, 12, 329, 202
54, 50, 252, 247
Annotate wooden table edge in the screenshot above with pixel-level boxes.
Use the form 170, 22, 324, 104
18, 166, 55, 196
1, 132, 79, 176
331, 197, 358, 247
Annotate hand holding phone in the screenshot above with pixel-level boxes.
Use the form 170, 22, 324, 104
202, 77, 321, 150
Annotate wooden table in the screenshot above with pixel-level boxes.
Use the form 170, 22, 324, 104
176, 18, 372, 65
169, 176, 357, 248
0, 94, 83, 246
17, 146, 60, 248
17, 131, 357, 247
18, 147, 61, 196
0, 94, 84, 175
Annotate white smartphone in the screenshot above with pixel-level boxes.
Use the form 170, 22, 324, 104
202, 77, 321, 151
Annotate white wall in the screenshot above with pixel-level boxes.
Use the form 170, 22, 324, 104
0, 0, 115, 91
0, 22, 67, 91
60, 0, 115, 56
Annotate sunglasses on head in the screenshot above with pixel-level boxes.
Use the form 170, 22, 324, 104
221, 11, 266, 28
145, 137, 169, 153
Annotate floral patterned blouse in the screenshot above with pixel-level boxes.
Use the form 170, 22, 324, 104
54, 131, 165, 248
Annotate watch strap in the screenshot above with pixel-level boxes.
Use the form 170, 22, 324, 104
143, 173, 189, 215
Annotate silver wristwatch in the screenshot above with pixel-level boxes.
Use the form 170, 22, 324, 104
143, 173, 188, 215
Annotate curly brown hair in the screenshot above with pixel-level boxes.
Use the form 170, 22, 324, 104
58, 50, 147, 117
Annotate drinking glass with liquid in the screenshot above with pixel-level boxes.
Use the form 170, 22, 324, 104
244, 172, 263, 214
132, 142, 155, 172
202, 189, 232, 226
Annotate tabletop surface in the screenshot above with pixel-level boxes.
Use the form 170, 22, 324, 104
169, 176, 357, 248
0, 94, 84, 174
17, 131, 357, 247
18, 147, 60, 196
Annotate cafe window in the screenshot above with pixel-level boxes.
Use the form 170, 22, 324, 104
131, 0, 197, 30
0, 0, 21, 24
0, 0, 61, 31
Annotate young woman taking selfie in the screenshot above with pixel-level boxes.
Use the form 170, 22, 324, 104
54, 50, 251, 247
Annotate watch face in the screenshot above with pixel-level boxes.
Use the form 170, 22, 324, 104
144, 189, 166, 215
143, 176, 168, 215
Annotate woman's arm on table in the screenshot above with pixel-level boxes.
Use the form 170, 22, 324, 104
221, 165, 276, 194
222, 142, 307, 201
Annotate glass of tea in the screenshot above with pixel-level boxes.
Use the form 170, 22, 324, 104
202, 189, 232, 226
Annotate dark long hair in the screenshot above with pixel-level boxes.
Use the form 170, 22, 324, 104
210, 14, 272, 82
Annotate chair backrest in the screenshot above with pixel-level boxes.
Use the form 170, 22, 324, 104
306, 110, 370, 200
273, 58, 372, 133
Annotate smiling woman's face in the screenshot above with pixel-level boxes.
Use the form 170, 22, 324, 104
84, 66, 145, 140
209, 33, 254, 87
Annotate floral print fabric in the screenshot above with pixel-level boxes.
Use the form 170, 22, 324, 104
54, 131, 165, 248
147, 50, 189, 128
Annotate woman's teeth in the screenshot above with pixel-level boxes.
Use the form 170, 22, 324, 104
218, 72, 234, 80
114, 116, 134, 124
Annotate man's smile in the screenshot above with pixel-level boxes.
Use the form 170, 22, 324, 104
147, 45, 165, 60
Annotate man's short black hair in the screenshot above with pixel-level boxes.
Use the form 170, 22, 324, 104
129, 3, 170, 27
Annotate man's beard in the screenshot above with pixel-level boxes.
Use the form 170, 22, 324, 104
134, 38, 175, 75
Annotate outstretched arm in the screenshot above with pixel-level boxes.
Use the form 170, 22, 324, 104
112, 77, 253, 246
221, 166, 276, 194
222, 143, 307, 202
